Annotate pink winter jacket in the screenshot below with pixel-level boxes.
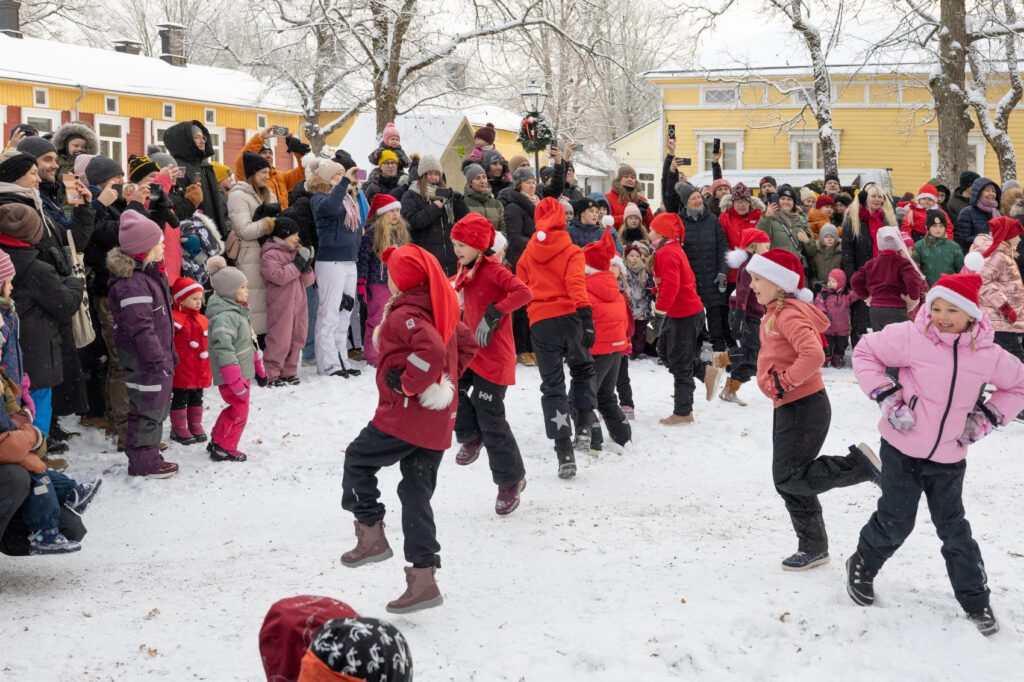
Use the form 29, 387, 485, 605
969, 234, 1024, 333
853, 307, 1024, 464
813, 287, 859, 336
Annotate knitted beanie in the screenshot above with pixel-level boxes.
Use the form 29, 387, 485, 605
615, 164, 636, 182
73, 154, 96, 185
242, 151, 271, 179
16, 136, 56, 158
211, 162, 232, 184
828, 268, 847, 290
730, 182, 752, 203
272, 216, 300, 240
623, 203, 642, 220
0, 251, 15, 283
819, 224, 840, 245
85, 155, 124, 187
170, 277, 204, 306
463, 163, 486, 185
815, 194, 835, 209
382, 122, 401, 143
925, 273, 983, 320
119, 210, 163, 255
745, 249, 813, 303
0, 204, 43, 244
301, 618, 412, 682
0, 152, 37, 184
418, 154, 442, 176
474, 123, 496, 145
512, 166, 534, 186
378, 149, 399, 167
128, 155, 160, 183
206, 255, 248, 299
572, 197, 598, 216
800, 187, 817, 203
312, 158, 344, 183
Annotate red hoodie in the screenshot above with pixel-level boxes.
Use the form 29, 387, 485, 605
460, 257, 532, 385
653, 239, 704, 318
516, 198, 589, 325
586, 270, 629, 355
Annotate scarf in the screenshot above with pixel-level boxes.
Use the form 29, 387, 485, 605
133, 252, 166, 275
342, 193, 360, 232
685, 207, 703, 220
777, 209, 798, 228
977, 197, 1000, 216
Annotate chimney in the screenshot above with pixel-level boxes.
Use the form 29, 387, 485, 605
157, 22, 186, 66
113, 39, 143, 55
0, 0, 22, 39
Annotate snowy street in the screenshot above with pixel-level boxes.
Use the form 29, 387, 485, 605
2, 359, 1022, 679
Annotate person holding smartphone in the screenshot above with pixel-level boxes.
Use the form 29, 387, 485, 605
233, 125, 310, 209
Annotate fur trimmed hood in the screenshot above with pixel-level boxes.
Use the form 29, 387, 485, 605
52, 122, 99, 155
718, 193, 766, 213
106, 247, 139, 279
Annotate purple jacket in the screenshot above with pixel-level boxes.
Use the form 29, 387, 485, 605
851, 252, 924, 308
106, 248, 175, 374
260, 239, 316, 338
853, 307, 1024, 464
814, 287, 857, 336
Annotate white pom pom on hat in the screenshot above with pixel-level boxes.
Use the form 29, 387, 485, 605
725, 247, 749, 270
964, 250, 985, 273
536, 231, 547, 241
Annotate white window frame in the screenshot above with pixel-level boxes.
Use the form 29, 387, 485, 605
256, 113, 268, 129
204, 108, 216, 125
788, 130, 842, 170
206, 125, 226, 163
701, 86, 739, 106
20, 107, 61, 134
694, 129, 744, 171
927, 130, 986, 178
32, 87, 49, 107
150, 119, 176, 152
104, 95, 119, 115
162, 102, 175, 121
94, 114, 129, 168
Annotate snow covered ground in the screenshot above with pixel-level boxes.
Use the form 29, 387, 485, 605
2, 359, 1023, 680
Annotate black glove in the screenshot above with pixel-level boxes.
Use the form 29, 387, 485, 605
293, 246, 313, 272
255, 374, 269, 388
475, 303, 504, 348
254, 203, 281, 220
385, 367, 404, 394
637, 198, 650, 216
285, 135, 311, 156
577, 306, 596, 349
341, 294, 355, 312
715, 272, 728, 294
48, 246, 73, 276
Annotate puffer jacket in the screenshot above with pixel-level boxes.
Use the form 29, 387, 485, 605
679, 206, 729, 308
568, 220, 624, 254
163, 120, 228, 231
913, 233, 964, 286
813, 287, 856, 336
106, 248, 174, 376
400, 184, 469, 277
757, 299, 830, 407
969, 234, 1024, 333
811, 242, 842, 287
311, 178, 362, 263
585, 270, 629, 356
205, 293, 256, 385
853, 306, 1024, 463
226, 181, 273, 334
363, 169, 408, 203
901, 203, 954, 241
955, 178, 1001, 251
500, 188, 536, 270
463, 189, 506, 234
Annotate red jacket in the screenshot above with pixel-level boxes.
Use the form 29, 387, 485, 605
653, 240, 704, 319
515, 227, 589, 326
172, 307, 212, 390
850, 252, 924, 308
372, 286, 477, 451
586, 270, 629, 356
461, 257, 532, 386
605, 189, 653, 228
719, 206, 764, 283
901, 204, 954, 240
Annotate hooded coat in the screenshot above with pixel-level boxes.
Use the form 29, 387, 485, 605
260, 238, 316, 354
853, 307, 1024, 464
106, 248, 175, 378
52, 122, 99, 184
675, 184, 729, 308
162, 120, 229, 231
226, 181, 272, 334
499, 188, 536, 270
233, 134, 306, 208
955, 177, 1001, 250
757, 299, 830, 408
969, 233, 1024, 333
172, 306, 211, 390
653, 238, 704, 319
459, 257, 532, 386
718, 194, 765, 283
913, 232, 964, 286
586, 269, 629, 356
515, 205, 589, 326
205, 293, 256, 384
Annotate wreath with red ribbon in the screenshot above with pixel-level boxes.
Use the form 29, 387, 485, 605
516, 115, 554, 153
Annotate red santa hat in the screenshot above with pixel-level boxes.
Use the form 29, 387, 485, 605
533, 197, 566, 241
170, 277, 203, 307
367, 193, 402, 224
583, 227, 617, 273
745, 249, 813, 303
917, 183, 939, 204
450, 212, 495, 253
650, 212, 684, 240
965, 216, 1024, 268
726, 228, 770, 269
925, 272, 983, 321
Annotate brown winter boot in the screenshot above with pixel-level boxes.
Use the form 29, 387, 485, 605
713, 351, 732, 369
341, 520, 394, 568
703, 364, 724, 401
659, 413, 694, 426
386, 566, 444, 614
720, 378, 747, 406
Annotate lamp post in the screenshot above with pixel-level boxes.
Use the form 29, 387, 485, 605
520, 80, 548, 171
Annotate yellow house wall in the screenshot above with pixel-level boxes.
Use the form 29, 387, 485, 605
318, 112, 358, 146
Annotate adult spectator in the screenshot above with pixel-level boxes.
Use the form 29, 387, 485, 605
842, 181, 897, 346
462, 164, 506, 234
499, 166, 540, 365
955, 177, 1001, 253
363, 150, 408, 202
823, 172, 841, 195
947, 170, 980, 220
606, 164, 652, 228
562, 161, 586, 203
482, 150, 511, 197
233, 127, 310, 208
226, 151, 278, 336
162, 120, 229, 232
287, 163, 322, 367
718, 183, 764, 284
758, 175, 777, 199
708, 179, 732, 216
755, 185, 816, 258
399, 154, 468, 276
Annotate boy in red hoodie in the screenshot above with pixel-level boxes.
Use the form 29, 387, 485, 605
516, 197, 595, 479
581, 227, 632, 452
339, 244, 477, 614
450, 213, 533, 516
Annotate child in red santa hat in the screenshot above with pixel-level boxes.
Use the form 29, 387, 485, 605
722, 227, 771, 405
168, 277, 211, 445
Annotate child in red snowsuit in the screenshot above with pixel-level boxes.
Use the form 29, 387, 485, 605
169, 277, 212, 445
340, 244, 477, 615
450, 213, 532, 516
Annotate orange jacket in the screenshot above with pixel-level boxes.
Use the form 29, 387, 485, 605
233, 134, 306, 209
757, 300, 829, 407
586, 270, 629, 355
0, 412, 45, 474
515, 199, 589, 325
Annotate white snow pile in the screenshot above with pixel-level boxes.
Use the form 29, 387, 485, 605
1, 360, 1022, 679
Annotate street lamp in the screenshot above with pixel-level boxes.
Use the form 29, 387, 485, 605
520, 80, 549, 171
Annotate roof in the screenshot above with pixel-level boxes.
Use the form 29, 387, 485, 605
609, 118, 659, 146
464, 105, 523, 132
336, 112, 471, 161
0, 34, 297, 111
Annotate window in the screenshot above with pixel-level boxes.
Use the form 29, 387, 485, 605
926, 130, 985, 178
205, 108, 216, 125
206, 126, 226, 163
21, 108, 61, 134
695, 130, 744, 172
33, 88, 48, 107
104, 96, 118, 114
638, 172, 655, 199
256, 114, 268, 129
94, 115, 128, 167
788, 130, 841, 170
162, 102, 175, 120
703, 141, 739, 171
151, 120, 175, 152
703, 87, 738, 105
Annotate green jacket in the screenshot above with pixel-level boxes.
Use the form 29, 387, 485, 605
755, 212, 817, 259
914, 234, 964, 286
206, 293, 256, 384
463, 189, 507, 235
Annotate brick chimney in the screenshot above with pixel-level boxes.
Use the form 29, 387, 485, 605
157, 22, 186, 66
0, 0, 22, 39
113, 39, 143, 55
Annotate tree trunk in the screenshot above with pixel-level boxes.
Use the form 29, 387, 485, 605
306, 115, 326, 156
932, 0, 973, 188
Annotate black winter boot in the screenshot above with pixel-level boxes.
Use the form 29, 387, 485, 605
555, 438, 576, 479
846, 551, 879, 606
967, 606, 999, 636
573, 411, 593, 455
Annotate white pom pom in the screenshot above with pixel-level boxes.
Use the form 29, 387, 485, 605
725, 248, 749, 269
602, 215, 615, 228
418, 374, 455, 410
796, 288, 813, 304
964, 251, 985, 273
199, 351, 209, 359
537, 231, 547, 242
206, 255, 227, 275
189, 341, 199, 348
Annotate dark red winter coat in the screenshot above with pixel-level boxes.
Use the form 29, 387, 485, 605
460, 257, 532, 386
605, 188, 653, 228
372, 285, 478, 451
172, 307, 212, 390
718, 204, 764, 283
586, 270, 629, 355
850, 252, 924, 308
729, 256, 766, 321
653, 239, 704, 319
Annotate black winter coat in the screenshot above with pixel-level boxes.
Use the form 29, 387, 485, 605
285, 183, 317, 251
163, 120, 229, 232
679, 207, 728, 308
499, 188, 536, 270
1, 243, 84, 388
84, 197, 125, 297
841, 211, 876, 281
363, 171, 407, 203
400, 186, 469, 276
955, 177, 1001, 252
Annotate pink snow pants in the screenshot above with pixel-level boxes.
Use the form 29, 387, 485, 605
362, 284, 391, 366
212, 384, 249, 452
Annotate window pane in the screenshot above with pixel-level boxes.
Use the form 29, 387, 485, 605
26, 117, 54, 133
797, 142, 819, 170
704, 88, 737, 105
105, 98, 116, 112
967, 145, 978, 173
34, 90, 46, 105
706, 141, 738, 170
639, 173, 654, 198
98, 123, 121, 138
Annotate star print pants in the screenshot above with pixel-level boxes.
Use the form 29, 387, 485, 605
530, 313, 595, 441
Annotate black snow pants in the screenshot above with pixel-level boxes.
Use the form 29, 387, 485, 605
455, 369, 525, 486
530, 313, 595, 442
658, 311, 708, 417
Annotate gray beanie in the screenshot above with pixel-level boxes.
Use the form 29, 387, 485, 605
1002, 179, 1022, 193
482, 149, 504, 168
151, 152, 176, 169
463, 163, 485, 185
818, 224, 839, 245
17, 136, 57, 158
512, 166, 535, 186
206, 255, 248, 299
85, 156, 124, 186
419, 154, 442, 176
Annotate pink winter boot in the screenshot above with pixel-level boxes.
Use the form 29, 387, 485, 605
186, 405, 207, 442
169, 408, 196, 445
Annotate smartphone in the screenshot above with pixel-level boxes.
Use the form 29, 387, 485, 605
149, 184, 163, 201
111, 183, 124, 197
271, 125, 289, 136
667, 124, 676, 140
193, 172, 201, 185
679, 157, 692, 166
767, 192, 780, 205
354, 168, 367, 181
62, 173, 82, 205
713, 138, 721, 155
573, 142, 584, 152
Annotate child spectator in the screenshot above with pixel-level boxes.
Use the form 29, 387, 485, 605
914, 209, 964, 286
205, 256, 267, 463
169, 278, 211, 445
901, 183, 954, 241
177, 213, 224, 287
260, 217, 316, 386
107, 211, 179, 478
340, 244, 476, 614
367, 122, 411, 171
580, 228, 632, 452
622, 242, 654, 361
450, 213, 532, 515
357, 194, 411, 366
617, 203, 649, 245
747, 249, 880, 571
515, 198, 596, 478
851, 226, 925, 331
847, 273, 1024, 636
814, 269, 858, 368
807, 195, 835, 239
723, 228, 771, 405
811, 224, 842, 290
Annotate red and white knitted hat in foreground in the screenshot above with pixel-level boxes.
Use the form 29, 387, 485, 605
745, 249, 813, 303
925, 273, 983, 320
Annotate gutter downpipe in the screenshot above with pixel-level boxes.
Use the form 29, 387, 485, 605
73, 84, 86, 120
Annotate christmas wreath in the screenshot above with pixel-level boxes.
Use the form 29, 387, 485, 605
517, 115, 554, 153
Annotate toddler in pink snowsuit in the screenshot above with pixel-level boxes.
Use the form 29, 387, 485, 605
260, 217, 316, 384
813, 268, 858, 367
